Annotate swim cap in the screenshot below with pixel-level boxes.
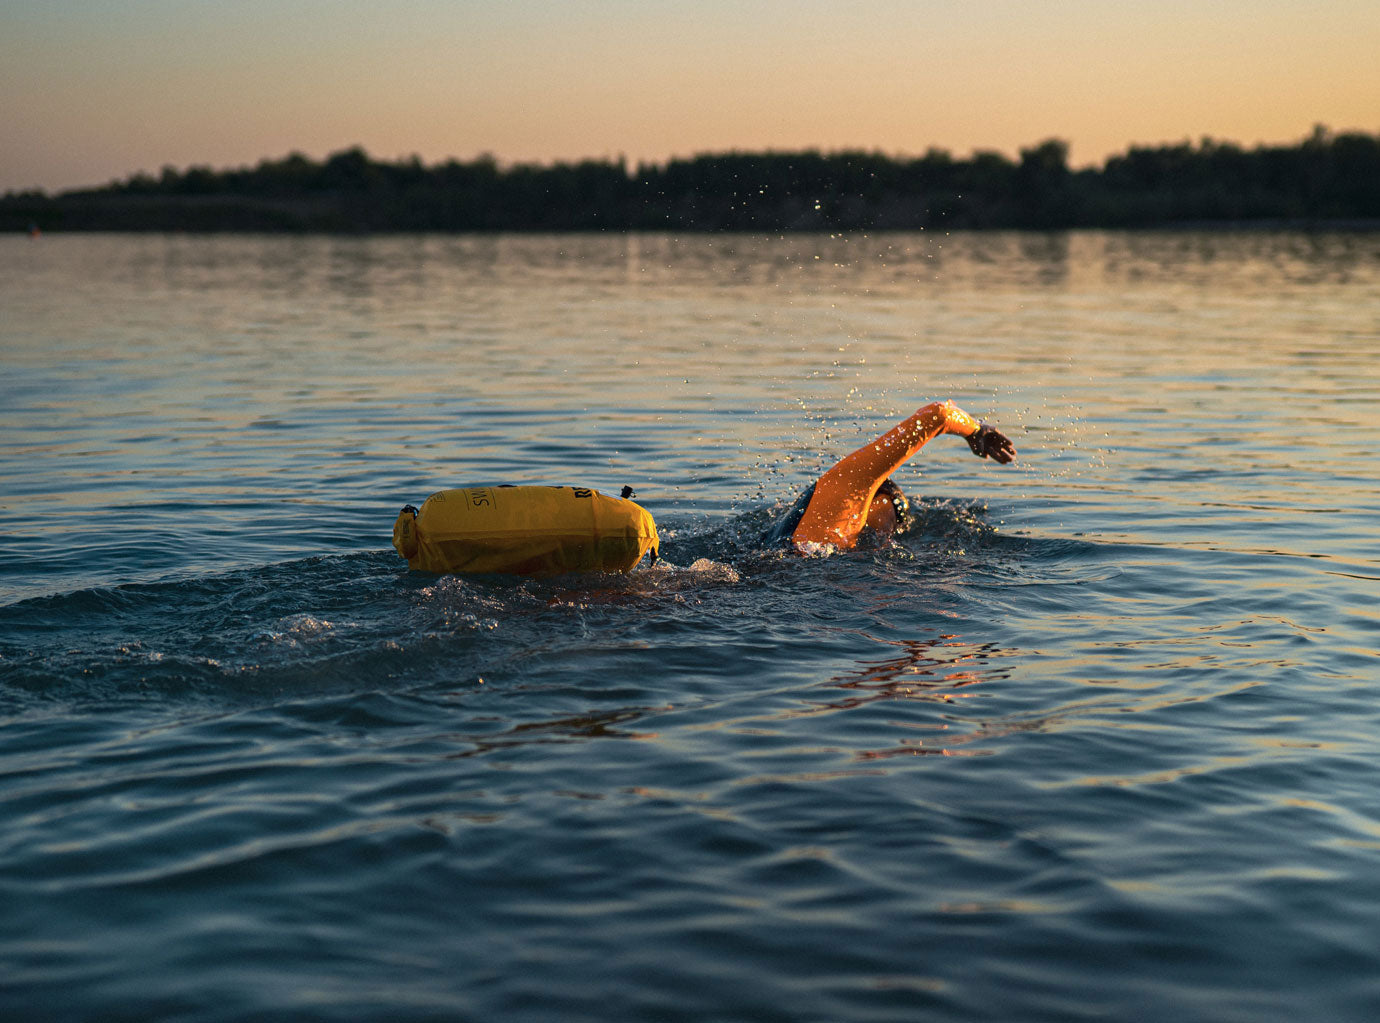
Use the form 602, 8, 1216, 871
876, 478, 909, 524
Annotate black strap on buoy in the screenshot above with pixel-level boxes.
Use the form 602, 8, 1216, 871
618, 486, 654, 564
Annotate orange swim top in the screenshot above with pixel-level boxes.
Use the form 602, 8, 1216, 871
790, 401, 979, 550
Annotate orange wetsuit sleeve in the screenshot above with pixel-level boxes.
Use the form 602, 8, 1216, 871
791, 401, 980, 549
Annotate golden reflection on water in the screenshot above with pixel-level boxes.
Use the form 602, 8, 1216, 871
802, 633, 1010, 759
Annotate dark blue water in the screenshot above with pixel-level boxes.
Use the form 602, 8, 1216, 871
3, 232, 1379, 1021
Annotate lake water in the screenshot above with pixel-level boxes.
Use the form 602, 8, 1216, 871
2, 231, 1378, 1021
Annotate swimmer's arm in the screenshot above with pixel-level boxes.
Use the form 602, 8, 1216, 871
794, 401, 1003, 547
899, 401, 1017, 464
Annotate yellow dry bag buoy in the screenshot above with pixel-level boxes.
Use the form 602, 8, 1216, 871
392, 486, 659, 577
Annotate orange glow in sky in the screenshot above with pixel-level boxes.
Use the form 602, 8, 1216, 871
2, 0, 1377, 192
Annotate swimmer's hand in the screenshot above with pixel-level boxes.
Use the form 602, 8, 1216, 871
967, 424, 1017, 464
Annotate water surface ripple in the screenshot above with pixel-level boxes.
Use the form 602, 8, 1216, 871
2, 232, 1379, 1021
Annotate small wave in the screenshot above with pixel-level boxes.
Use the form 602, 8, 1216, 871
279, 613, 334, 636
0, 552, 414, 705
646, 557, 742, 584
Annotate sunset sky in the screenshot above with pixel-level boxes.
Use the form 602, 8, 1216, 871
3, 0, 1377, 193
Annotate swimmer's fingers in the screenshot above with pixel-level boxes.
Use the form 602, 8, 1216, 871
987, 429, 1017, 464
968, 425, 1017, 463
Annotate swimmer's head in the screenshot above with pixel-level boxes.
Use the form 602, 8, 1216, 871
864, 478, 909, 539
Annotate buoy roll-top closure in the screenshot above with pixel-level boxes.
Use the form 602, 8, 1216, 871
393, 505, 420, 560
391, 486, 658, 577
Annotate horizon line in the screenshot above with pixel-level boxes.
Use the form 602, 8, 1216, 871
14, 124, 1376, 198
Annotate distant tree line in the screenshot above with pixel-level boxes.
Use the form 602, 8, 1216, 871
5, 127, 1379, 233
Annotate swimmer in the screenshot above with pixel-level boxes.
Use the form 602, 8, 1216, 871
763, 401, 1016, 550
393, 400, 1013, 577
